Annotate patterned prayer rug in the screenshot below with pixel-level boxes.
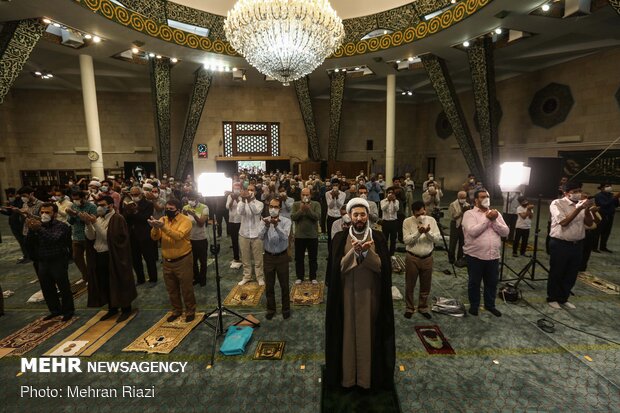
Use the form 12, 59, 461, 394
415, 325, 455, 355
253, 341, 285, 360
0, 316, 77, 357
223, 282, 265, 307
578, 272, 620, 295
290, 282, 324, 305
44, 310, 137, 356
123, 312, 204, 354
391, 255, 406, 274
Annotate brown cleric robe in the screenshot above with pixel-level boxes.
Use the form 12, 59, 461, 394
87, 213, 137, 308
325, 229, 395, 391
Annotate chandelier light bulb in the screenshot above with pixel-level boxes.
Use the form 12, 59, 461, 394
224, 0, 345, 84
92, 36, 101, 43
407, 91, 413, 96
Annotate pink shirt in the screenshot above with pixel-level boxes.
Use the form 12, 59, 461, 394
462, 206, 509, 260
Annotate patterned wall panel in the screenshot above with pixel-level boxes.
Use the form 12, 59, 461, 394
294, 76, 321, 161
166, 2, 226, 41
609, 0, 620, 16
422, 54, 483, 179
121, 0, 167, 24
467, 36, 499, 189
149, 58, 172, 176
328, 71, 346, 161
174, 68, 212, 178
435, 111, 453, 139
528, 83, 574, 129
0, 19, 45, 105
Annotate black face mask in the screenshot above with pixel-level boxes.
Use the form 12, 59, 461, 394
165, 210, 178, 220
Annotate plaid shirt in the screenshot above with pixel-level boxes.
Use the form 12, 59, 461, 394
67, 202, 97, 241
26, 219, 71, 259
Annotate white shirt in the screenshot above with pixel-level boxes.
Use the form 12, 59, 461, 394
325, 190, 346, 218
516, 205, 532, 229
403, 215, 440, 256
380, 198, 399, 221
278, 196, 294, 219
55, 198, 73, 225
185, 203, 209, 240
85, 210, 114, 253
549, 197, 587, 241
448, 199, 469, 228
226, 194, 241, 224
237, 197, 264, 239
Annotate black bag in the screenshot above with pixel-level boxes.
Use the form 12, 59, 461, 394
499, 283, 521, 302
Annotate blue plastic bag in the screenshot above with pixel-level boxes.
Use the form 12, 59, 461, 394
219, 326, 253, 356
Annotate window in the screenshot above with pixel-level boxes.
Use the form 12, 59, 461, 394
223, 122, 280, 157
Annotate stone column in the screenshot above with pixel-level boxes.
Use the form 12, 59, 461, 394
79, 54, 104, 178
385, 74, 396, 184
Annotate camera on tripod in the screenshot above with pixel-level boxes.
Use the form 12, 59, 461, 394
431, 208, 444, 221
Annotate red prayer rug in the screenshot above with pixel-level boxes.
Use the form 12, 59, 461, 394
415, 325, 455, 355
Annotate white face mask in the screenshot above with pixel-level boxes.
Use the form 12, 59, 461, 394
458, 199, 466, 204
604, 186, 613, 193
481, 198, 491, 208
131, 196, 141, 202
188, 200, 197, 207
569, 193, 581, 202
269, 208, 279, 217
40, 213, 52, 223
359, 193, 367, 199
101, 186, 109, 192
21, 196, 30, 204
302, 196, 310, 203
342, 215, 352, 224
96, 206, 108, 216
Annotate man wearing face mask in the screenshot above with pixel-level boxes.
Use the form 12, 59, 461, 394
288, 180, 301, 202
422, 172, 435, 192
326, 182, 346, 253
237, 185, 266, 286
87, 180, 102, 203
448, 191, 469, 267
291, 188, 322, 284
149, 199, 195, 322
547, 182, 594, 310
513, 196, 534, 257
325, 197, 395, 391
380, 187, 400, 257
258, 198, 292, 319
403, 201, 441, 319
100, 180, 120, 211
463, 174, 477, 205
422, 181, 443, 211
82, 196, 137, 322
123, 187, 158, 284
330, 205, 351, 240
357, 186, 378, 224
227, 182, 243, 269
593, 183, 620, 253
462, 189, 509, 317
183, 192, 209, 287
404, 172, 415, 217
66, 191, 97, 281
51, 189, 73, 225
25, 203, 74, 320
17, 186, 43, 238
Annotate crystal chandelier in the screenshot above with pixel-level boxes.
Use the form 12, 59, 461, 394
224, 0, 345, 85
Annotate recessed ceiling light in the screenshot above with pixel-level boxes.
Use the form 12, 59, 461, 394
407, 91, 413, 96
383, 30, 388, 35
156, 55, 162, 59
149, 52, 155, 58
451, 0, 456, 3
395, 60, 401, 64
401, 92, 406, 95
92, 36, 101, 43
355, 67, 360, 70
408, 57, 414, 62
334, 68, 340, 72
35, 71, 42, 76
53, 23, 61, 27
171, 57, 178, 63
43, 18, 51, 24
84, 34, 92, 39
47, 74, 54, 78
542, 4, 550, 12
495, 28, 502, 34
463, 40, 470, 47
232, 67, 238, 72
131, 47, 139, 54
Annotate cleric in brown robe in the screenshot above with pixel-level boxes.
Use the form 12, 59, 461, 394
325, 197, 395, 391
82, 195, 137, 323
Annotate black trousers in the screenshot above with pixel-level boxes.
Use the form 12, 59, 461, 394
96, 251, 131, 312
320, 200, 328, 233
513, 228, 530, 255
215, 212, 226, 237
191, 239, 208, 285
264, 253, 290, 315
294, 238, 318, 280
580, 229, 596, 272
596, 214, 614, 250
448, 221, 464, 263
130, 236, 158, 283
547, 238, 582, 303
382, 219, 399, 256
37, 255, 74, 316
326, 216, 339, 254
11, 227, 28, 258
465, 255, 499, 310
397, 214, 405, 242
228, 222, 241, 261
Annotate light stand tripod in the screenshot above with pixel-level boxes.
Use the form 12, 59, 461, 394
510, 197, 549, 289
203, 213, 258, 367
499, 192, 520, 281
432, 208, 457, 277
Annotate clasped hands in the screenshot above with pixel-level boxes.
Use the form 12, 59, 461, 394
351, 237, 373, 254
485, 209, 499, 221
417, 224, 431, 234
263, 217, 279, 227
78, 212, 97, 224
147, 216, 164, 228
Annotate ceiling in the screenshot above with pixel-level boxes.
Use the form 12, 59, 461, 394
171, 0, 414, 19
2, 0, 620, 103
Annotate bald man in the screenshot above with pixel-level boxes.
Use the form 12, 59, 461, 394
448, 191, 469, 267
291, 187, 322, 283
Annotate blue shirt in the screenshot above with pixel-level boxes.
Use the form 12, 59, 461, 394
594, 192, 619, 218
66, 201, 97, 241
258, 215, 291, 254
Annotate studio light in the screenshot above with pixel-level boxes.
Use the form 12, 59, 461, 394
499, 162, 531, 192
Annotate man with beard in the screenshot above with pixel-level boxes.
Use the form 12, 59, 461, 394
325, 198, 395, 391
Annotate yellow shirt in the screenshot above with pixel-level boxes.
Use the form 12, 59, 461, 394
150, 213, 192, 259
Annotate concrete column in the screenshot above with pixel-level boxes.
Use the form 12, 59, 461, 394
79, 54, 104, 178
385, 74, 396, 184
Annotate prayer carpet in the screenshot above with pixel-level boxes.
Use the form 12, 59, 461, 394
0, 316, 77, 357
290, 281, 324, 305
223, 282, 265, 307
577, 272, 619, 295
44, 310, 137, 356
253, 340, 285, 360
123, 312, 204, 354
415, 325, 456, 355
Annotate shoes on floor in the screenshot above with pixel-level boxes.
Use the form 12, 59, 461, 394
61, 313, 74, 322
295, 279, 302, 285
455, 259, 467, 268
562, 302, 576, 309
592, 249, 601, 253
17, 257, 31, 264
485, 307, 502, 317
265, 312, 274, 320
468, 307, 479, 316
100, 309, 119, 321
258, 279, 265, 286
547, 301, 561, 309
230, 261, 243, 269
167, 313, 181, 323
311, 279, 318, 285
43, 313, 61, 321
601, 248, 613, 253
116, 311, 132, 323
238, 279, 250, 286
403, 312, 413, 319
421, 312, 432, 319
185, 314, 195, 323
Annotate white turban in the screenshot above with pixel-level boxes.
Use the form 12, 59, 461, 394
88, 180, 101, 187
91, 176, 101, 182
143, 183, 154, 190
346, 197, 370, 214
